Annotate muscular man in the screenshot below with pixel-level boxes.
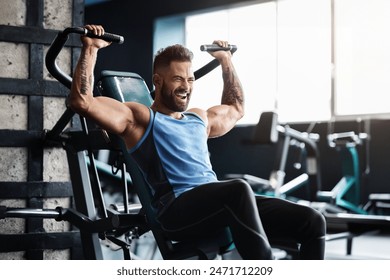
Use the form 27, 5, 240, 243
70, 24, 326, 260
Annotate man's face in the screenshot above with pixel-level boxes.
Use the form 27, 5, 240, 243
157, 61, 195, 112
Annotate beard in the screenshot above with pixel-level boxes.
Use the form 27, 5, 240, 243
160, 82, 191, 112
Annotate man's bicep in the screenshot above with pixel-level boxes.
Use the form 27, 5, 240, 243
206, 105, 237, 138
86, 96, 137, 134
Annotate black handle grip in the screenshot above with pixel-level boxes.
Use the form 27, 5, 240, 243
44, 27, 124, 142
200, 44, 237, 53
84, 29, 124, 44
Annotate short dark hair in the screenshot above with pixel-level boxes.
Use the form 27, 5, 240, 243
153, 44, 193, 73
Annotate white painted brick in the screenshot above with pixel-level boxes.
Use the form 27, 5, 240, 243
43, 147, 70, 182
0, 148, 28, 181
0, 0, 27, 26
44, 249, 71, 260
43, 0, 73, 30
0, 199, 27, 234
43, 96, 68, 130
0, 95, 28, 130
0, 42, 29, 79
0, 252, 26, 260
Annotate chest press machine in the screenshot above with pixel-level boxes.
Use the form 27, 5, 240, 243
2, 27, 297, 259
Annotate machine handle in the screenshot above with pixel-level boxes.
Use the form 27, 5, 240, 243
194, 44, 237, 80
44, 27, 124, 141
200, 44, 237, 52
83, 28, 124, 44
45, 27, 124, 90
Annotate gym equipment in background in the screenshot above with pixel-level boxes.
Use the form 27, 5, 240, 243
225, 111, 322, 202
317, 130, 369, 214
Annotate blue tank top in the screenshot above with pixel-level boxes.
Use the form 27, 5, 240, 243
129, 109, 218, 211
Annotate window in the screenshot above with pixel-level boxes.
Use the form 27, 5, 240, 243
334, 0, 390, 116
154, 0, 390, 124
276, 0, 331, 123
185, 3, 277, 124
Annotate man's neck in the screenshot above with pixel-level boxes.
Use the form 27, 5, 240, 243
150, 104, 184, 120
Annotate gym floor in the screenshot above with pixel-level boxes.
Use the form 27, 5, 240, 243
101, 229, 390, 260
325, 230, 390, 260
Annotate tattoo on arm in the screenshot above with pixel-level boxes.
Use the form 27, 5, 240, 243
221, 66, 244, 106
79, 56, 90, 95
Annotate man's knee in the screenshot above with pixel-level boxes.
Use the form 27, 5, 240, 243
229, 179, 253, 194
223, 179, 257, 209
306, 208, 326, 237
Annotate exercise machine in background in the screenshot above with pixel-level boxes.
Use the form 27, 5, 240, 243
317, 130, 369, 214
225, 111, 322, 202
225, 112, 390, 257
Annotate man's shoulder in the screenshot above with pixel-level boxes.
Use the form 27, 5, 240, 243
186, 108, 207, 122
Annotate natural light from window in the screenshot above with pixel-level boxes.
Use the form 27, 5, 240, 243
186, 0, 331, 124
155, 0, 390, 124
334, 0, 390, 116
185, 3, 277, 125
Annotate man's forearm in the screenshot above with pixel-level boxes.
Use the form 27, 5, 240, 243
70, 46, 98, 112
79, 54, 93, 95
220, 57, 244, 116
74, 47, 97, 95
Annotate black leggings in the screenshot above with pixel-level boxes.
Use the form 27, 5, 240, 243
158, 179, 326, 260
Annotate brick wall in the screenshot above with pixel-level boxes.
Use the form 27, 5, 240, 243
0, 0, 84, 260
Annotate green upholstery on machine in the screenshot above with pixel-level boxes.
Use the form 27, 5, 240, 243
317, 132, 368, 214
98, 71, 154, 106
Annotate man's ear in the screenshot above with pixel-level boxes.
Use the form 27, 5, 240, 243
153, 73, 162, 87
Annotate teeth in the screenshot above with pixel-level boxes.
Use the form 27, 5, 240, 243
176, 93, 187, 98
